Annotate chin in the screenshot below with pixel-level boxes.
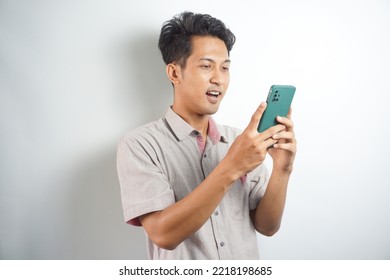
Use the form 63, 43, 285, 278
204, 106, 220, 115
196, 101, 223, 116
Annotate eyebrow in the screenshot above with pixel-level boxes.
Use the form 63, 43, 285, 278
199, 57, 231, 64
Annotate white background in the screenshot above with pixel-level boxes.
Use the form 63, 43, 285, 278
1, 0, 389, 259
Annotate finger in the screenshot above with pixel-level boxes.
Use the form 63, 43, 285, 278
262, 138, 279, 150
276, 116, 294, 131
247, 102, 267, 132
259, 124, 286, 140
287, 107, 292, 119
272, 131, 295, 141
273, 142, 297, 153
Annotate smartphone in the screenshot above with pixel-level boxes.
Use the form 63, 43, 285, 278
257, 85, 296, 133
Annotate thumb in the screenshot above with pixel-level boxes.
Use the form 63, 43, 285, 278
247, 102, 267, 132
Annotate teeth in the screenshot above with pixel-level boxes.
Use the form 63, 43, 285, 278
208, 91, 220, 96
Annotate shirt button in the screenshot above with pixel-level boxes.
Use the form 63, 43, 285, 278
214, 211, 219, 216
220, 242, 225, 247
203, 154, 207, 158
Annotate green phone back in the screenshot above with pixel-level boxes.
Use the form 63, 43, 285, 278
257, 85, 296, 133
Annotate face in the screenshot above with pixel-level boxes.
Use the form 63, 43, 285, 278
169, 35, 231, 121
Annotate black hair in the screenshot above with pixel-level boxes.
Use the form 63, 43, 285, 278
158, 11, 236, 67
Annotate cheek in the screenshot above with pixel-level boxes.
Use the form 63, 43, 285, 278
224, 74, 230, 87
188, 74, 209, 90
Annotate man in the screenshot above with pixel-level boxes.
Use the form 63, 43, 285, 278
117, 11, 296, 259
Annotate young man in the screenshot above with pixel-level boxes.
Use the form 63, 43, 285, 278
117, 12, 296, 259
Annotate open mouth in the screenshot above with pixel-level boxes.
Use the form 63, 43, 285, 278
205, 90, 222, 104
206, 91, 221, 97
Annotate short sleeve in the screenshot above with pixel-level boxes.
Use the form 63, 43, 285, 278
116, 136, 175, 226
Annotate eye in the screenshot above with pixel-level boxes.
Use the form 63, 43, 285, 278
201, 64, 211, 69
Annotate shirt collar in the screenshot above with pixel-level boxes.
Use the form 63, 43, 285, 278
164, 107, 227, 143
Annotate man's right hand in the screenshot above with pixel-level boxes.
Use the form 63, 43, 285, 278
222, 102, 286, 180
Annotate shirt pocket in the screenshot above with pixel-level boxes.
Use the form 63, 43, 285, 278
222, 180, 250, 221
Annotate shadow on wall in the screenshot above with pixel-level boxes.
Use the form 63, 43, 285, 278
115, 30, 173, 127
68, 148, 147, 259
67, 32, 172, 259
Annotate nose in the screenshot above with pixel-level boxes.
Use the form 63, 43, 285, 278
210, 68, 224, 86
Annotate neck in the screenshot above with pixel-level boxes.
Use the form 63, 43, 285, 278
171, 105, 209, 138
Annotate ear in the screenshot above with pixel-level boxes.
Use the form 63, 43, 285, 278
166, 63, 181, 84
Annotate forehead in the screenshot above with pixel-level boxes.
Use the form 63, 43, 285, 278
188, 36, 229, 62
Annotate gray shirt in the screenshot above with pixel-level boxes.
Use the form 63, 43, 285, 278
117, 107, 269, 259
